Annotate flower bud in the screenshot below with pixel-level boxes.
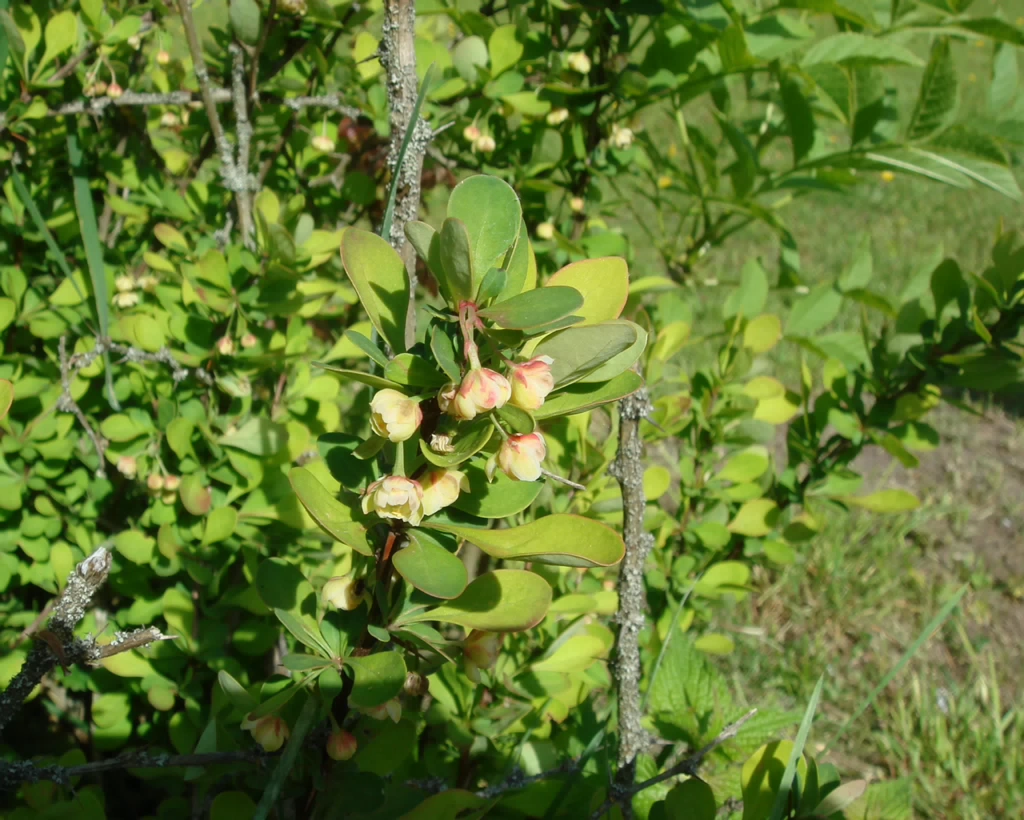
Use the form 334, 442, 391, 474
404, 672, 429, 697
92, 81, 108, 96
147, 473, 165, 492
880, 170, 895, 183
610, 123, 634, 150
216, 336, 235, 356
326, 729, 357, 761
507, 356, 555, 411
163, 475, 181, 492
420, 469, 469, 517
242, 714, 289, 752
463, 124, 481, 142
491, 433, 546, 482
106, 82, 124, 100
451, 368, 511, 421
370, 389, 423, 443
463, 630, 502, 682
361, 476, 425, 526
117, 456, 137, 479
113, 291, 139, 308
364, 699, 402, 723
473, 134, 496, 154
569, 196, 585, 214
322, 576, 363, 611
127, 35, 141, 50
437, 382, 458, 414
241, 332, 258, 349
115, 275, 135, 293
567, 52, 592, 75
160, 111, 180, 127
535, 222, 555, 241
279, 0, 308, 15
156, 49, 171, 66
546, 108, 569, 126
138, 275, 159, 292
311, 135, 336, 153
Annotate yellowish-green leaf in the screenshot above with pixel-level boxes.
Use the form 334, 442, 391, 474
743, 314, 783, 354
754, 394, 801, 425
288, 467, 372, 555
727, 499, 778, 537
840, 489, 919, 513
340, 228, 409, 353
694, 633, 735, 655
546, 257, 629, 324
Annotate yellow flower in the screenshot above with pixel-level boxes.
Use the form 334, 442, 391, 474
567, 52, 592, 75
361, 476, 425, 526
546, 108, 570, 126
507, 356, 555, 411
370, 389, 423, 442
322, 576, 363, 611
420, 469, 469, 517
451, 368, 511, 420
463, 630, 502, 682
535, 222, 555, 241
241, 714, 289, 752
326, 729, 357, 761
880, 171, 895, 184
491, 433, 547, 482
657, 175, 672, 189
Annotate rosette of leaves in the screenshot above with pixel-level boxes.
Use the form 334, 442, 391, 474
279, 175, 644, 693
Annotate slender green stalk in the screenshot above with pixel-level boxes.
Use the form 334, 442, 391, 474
253, 695, 318, 820
770, 673, 824, 820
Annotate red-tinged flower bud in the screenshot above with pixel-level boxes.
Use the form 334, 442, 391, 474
147, 474, 165, 492
241, 714, 289, 752
369, 389, 423, 442
451, 368, 511, 421
491, 433, 547, 482
326, 729, 357, 761
507, 356, 555, 411
361, 476, 424, 526
156, 50, 172, 66
106, 82, 124, 99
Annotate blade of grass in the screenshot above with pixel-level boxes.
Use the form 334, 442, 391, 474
541, 723, 607, 820
67, 128, 119, 409
253, 694, 318, 820
770, 673, 825, 820
825, 582, 969, 753
380, 62, 437, 244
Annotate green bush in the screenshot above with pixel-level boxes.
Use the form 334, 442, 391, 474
2, 1, 1023, 818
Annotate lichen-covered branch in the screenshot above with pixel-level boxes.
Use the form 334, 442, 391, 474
56, 335, 213, 478
48, 89, 361, 118
0, 748, 266, 793
0, 547, 174, 741
607, 385, 655, 817
380, 0, 432, 348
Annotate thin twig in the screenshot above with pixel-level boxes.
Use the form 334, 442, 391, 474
0, 547, 172, 742
56, 335, 213, 478
49, 89, 361, 118
606, 380, 655, 819
249, 0, 278, 100
50, 44, 95, 82
0, 748, 267, 792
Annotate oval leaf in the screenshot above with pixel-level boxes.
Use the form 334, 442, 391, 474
451, 463, 543, 518
345, 651, 407, 708
288, 467, 373, 555
398, 569, 551, 632
341, 228, 410, 353
478, 286, 583, 330
839, 489, 919, 512
446, 175, 523, 288
423, 514, 624, 568
532, 322, 639, 386
393, 530, 468, 600
535, 371, 643, 419
439, 218, 474, 303
546, 257, 629, 323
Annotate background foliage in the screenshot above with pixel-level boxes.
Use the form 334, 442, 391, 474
2, 0, 1023, 817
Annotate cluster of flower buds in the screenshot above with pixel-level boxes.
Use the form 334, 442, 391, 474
113, 275, 139, 309
147, 473, 180, 505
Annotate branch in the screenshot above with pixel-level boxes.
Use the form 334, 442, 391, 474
606, 381, 655, 817
48, 89, 361, 118
0, 547, 175, 742
229, 43, 256, 249
56, 335, 213, 478
380, 0, 431, 348
0, 748, 267, 793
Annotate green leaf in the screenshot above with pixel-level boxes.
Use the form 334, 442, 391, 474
476, 266, 507, 305
384, 353, 446, 387
842, 779, 912, 820
219, 417, 287, 455
534, 371, 643, 419
500, 218, 534, 301
723, 259, 769, 319
694, 633, 735, 655
288, 468, 373, 556
115, 530, 155, 565
717, 448, 770, 483
345, 651, 406, 708
0, 380, 12, 422
802, 33, 923, 67
727, 499, 778, 537
211, 793, 257, 820
839, 489, 919, 512
785, 286, 842, 336
838, 235, 874, 292
253, 697, 317, 820
179, 474, 211, 516
401, 790, 486, 820
430, 326, 461, 383
769, 674, 824, 820
218, 670, 258, 713
479, 286, 582, 329
647, 636, 733, 740
343, 330, 390, 369
488, 25, 523, 77
229, 0, 262, 46
314, 364, 405, 391
451, 463, 543, 518
203, 507, 237, 545
664, 778, 716, 820
956, 17, 1024, 46
423, 514, 624, 568
743, 314, 782, 353
39, 10, 77, 73
906, 38, 957, 142
742, 741, 808, 820
453, 35, 488, 83
274, 608, 332, 657
545, 257, 629, 324
419, 420, 493, 468
100, 413, 150, 442
397, 569, 551, 631
340, 228, 410, 353
780, 74, 815, 164
532, 322, 639, 386
813, 780, 868, 817
446, 175, 522, 288
393, 529, 468, 600
255, 558, 316, 617
439, 217, 475, 303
